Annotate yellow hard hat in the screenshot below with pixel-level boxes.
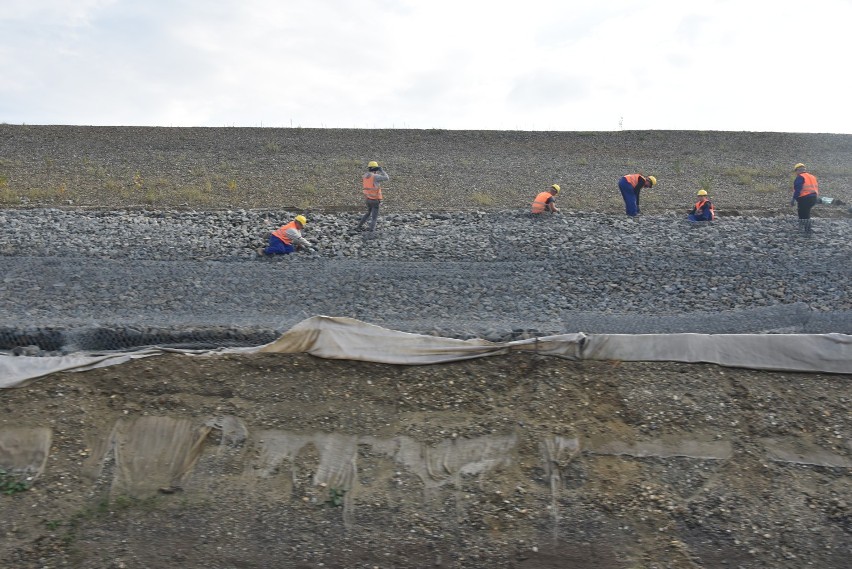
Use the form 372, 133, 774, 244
697, 189, 708, 196
368, 161, 379, 168
647, 175, 657, 187
295, 215, 307, 226
551, 184, 561, 193
793, 163, 805, 170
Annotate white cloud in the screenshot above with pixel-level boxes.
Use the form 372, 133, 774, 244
1, 0, 850, 131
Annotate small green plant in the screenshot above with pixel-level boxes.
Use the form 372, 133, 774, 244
698, 178, 712, 192
45, 519, 62, 530
471, 191, 494, 206
326, 487, 346, 507
577, 157, 589, 166
226, 179, 237, 191
0, 469, 30, 495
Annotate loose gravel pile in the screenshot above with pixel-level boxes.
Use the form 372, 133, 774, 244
1, 207, 849, 352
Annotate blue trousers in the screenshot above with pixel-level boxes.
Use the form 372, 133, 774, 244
619, 178, 639, 216
264, 235, 295, 255
688, 212, 712, 222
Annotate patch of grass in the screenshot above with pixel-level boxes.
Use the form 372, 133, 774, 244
264, 141, 281, 153
0, 185, 18, 205
754, 182, 778, 194
698, 178, 712, 193
226, 179, 238, 191
577, 157, 589, 166
725, 166, 761, 186
172, 185, 213, 205
471, 191, 494, 206
22, 187, 69, 204
0, 469, 30, 495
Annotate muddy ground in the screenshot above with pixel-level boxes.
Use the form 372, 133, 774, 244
1, 352, 849, 568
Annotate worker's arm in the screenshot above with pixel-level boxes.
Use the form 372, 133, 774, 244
373, 168, 389, 183
285, 228, 313, 250
791, 175, 803, 204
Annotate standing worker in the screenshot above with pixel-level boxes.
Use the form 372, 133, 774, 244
257, 215, 313, 255
687, 189, 715, 222
357, 160, 390, 232
791, 163, 819, 233
531, 184, 561, 214
618, 173, 657, 217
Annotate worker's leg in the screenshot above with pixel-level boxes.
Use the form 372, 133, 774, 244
798, 194, 817, 233
635, 188, 642, 214
263, 235, 295, 255
618, 180, 638, 216
367, 200, 381, 231
357, 201, 372, 229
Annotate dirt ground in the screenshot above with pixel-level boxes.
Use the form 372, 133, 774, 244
1, 352, 849, 568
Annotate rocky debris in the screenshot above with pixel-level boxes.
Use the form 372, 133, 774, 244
0, 208, 850, 353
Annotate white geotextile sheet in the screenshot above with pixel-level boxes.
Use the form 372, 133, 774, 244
1, 316, 850, 388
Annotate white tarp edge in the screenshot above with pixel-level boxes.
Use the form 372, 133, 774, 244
1, 316, 850, 388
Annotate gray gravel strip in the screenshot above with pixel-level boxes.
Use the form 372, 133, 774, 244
1, 208, 850, 353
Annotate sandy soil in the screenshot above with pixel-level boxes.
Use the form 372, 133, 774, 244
1, 352, 849, 568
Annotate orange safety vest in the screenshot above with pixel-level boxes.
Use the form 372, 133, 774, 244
531, 191, 554, 213
271, 221, 299, 245
694, 198, 716, 220
363, 173, 383, 200
797, 172, 819, 197
623, 174, 642, 188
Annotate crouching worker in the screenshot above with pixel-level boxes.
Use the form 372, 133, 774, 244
258, 214, 314, 255
687, 189, 715, 222
531, 184, 561, 214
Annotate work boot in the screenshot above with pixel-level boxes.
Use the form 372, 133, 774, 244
805, 219, 814, 233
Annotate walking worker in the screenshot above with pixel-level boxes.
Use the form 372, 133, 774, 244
618, 173, 657, 217
258, 215, 313, 255
791, 163, 819, 233
357, 160, 390, 231
531, 184, 561, 214
687, 189, 715, 222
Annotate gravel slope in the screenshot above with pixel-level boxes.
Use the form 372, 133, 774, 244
0, 207, 850, 353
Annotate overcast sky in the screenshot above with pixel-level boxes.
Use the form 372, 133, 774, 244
2, 0, 850, 132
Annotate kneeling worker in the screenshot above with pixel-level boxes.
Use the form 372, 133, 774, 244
687, 189, 715, 222
258, 215, 314, 255
531, 184, 561, 214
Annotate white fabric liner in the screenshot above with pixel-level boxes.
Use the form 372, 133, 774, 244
1, 316, 850, 388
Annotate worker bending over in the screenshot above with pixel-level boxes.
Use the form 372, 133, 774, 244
618, 173, 656, 217
531, 184, 561, 214
791, 163, 819, 233
258, 215, 314, 255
